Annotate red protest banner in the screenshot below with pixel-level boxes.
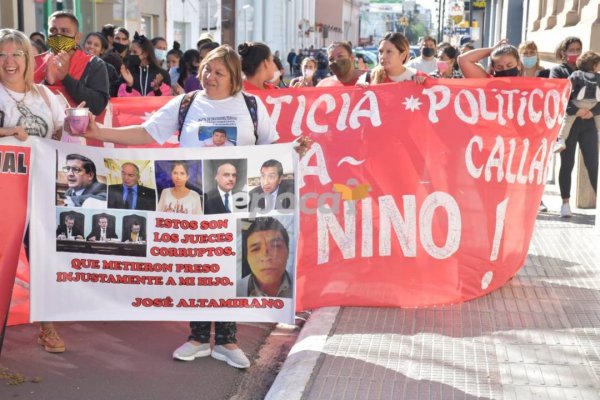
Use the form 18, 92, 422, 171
1, 144, 30, 326
258, 78, 569, 308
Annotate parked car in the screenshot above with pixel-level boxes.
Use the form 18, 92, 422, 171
353, 49, 378, 70
409, 45, 420, 60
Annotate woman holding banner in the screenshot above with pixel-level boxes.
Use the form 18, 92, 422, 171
358, 32, 422, 85
457, 39, 522, 78
73, 44, 303, 369
0, 29, 67, 353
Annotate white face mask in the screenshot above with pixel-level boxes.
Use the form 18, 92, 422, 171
304, 68, 314, 78
268, 70, 282, 83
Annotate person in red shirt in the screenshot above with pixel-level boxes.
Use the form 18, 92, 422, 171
34, 11, 109, 116
238, 42, 279, 91
317, 41, 365, 87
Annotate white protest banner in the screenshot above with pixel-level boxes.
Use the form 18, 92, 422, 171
29, 138, 298, 324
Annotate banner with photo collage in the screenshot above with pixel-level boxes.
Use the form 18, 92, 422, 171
29, 138, 298, 324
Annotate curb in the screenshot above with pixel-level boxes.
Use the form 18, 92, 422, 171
265, 307, 340, 400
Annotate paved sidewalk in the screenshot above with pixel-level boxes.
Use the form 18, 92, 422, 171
268, 189, 600, 400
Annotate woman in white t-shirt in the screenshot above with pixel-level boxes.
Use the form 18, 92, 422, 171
0, 29, 66, 354
157, 161, 202, 214
77, 44, 282, 369
358, 32, 425, 85
0, 29, 64, 141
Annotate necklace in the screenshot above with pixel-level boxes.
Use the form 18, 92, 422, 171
2, 84, 27, 105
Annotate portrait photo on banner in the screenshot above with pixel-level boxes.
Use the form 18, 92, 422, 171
236, 215, 296, 298
198, 126, 238, 147
247, 155, 295, 213
105, 159, 157, 211
202, 158, 249, 214
55, 152, 108, 209
154, 160, 203, 215
55, 208, 147, 257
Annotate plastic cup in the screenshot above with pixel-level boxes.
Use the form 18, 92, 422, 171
66, 107, 90, 135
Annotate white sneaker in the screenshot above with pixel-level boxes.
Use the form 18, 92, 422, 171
211, 345, 251, 368
560, 203, 572, 218
173, 341, 211, 361
553, 138, 566, 153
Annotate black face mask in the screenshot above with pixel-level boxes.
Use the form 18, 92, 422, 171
493, 67, 520, 77
422, 47, 435, 58
125, 54, 141, 69
113, 42, 128, 53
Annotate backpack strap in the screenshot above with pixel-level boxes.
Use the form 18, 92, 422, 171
177, 90, 199, 141
242, 92, 258, 143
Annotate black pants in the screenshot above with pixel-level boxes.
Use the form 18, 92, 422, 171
188, 322, 236, 345
559, 118, 598, 199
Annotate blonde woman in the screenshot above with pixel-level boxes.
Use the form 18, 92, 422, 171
0, 28, 66, 353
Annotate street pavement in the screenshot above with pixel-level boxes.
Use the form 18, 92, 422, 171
0, 321, 282, 400
268, 185, 600, 400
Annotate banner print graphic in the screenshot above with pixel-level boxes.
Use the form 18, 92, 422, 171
29, 139, 298, 323
109, 78, 571, 309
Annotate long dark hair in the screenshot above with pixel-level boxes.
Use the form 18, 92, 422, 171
178, 49, 200, 86
132, 32, 162, 69
238, 42, 272, 77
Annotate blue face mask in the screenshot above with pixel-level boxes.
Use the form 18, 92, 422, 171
522, 55, 537, 69
154, 49, 167, 62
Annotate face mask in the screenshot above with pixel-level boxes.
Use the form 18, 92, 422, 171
566, 52, 579, 64
47, 34, 77, 53
268, 70, 282, 83
169, 66, 180, 83
329, 58, 351, 78
422, 47, 435, 58
112, 42, 128, 53
154, 49, 167, 62
493, 66, 520, 77
125, 54, 141, 69
304, 68, 314, 78
436, 61, 449, 73
522, 55, 537, 69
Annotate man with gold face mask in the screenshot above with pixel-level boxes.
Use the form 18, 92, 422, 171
317, 41, 366, 87
33, 11, 109, 116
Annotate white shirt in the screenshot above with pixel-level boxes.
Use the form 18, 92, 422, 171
142, 91, 279, 147
405, 57, 438, 74
0, 84, 64, 139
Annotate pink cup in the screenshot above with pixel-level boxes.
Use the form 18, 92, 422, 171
66, 108, 90, 135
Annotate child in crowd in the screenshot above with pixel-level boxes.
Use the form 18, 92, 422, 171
554, 51, 600, 152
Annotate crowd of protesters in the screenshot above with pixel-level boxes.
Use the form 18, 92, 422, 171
1, 9, 598, 366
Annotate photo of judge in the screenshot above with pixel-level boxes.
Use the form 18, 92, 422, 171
61, 154, 107, 208
237, 217, 293, 298
122, 219, 145, 243
200, 127, 235, 147
249, 159, 295, 212
56, 215, 84, 240
156, 161, 203, 214
86, 214, 119, 242
204, 160, 247, 214
107, 162, 156, 211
